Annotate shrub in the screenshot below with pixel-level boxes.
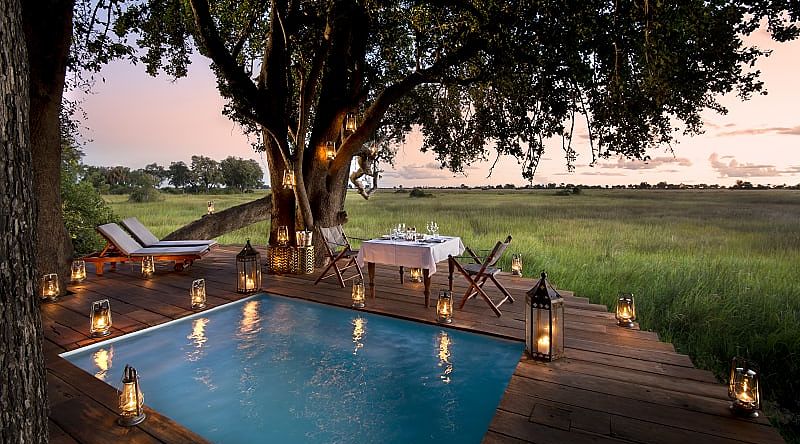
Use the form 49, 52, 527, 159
409, 188, 434, 198
62, 178, 117, 255
129, 185, 164, 203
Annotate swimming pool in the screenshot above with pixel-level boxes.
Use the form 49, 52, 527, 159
63, 293, 523, 443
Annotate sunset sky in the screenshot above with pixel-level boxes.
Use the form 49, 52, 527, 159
68, 28, 800, 188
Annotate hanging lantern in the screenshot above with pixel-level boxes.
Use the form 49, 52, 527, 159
71, 259, 87, 283
409, 268, 423, 283
191, 279, 206, 309
141, 256, 155, 278
728, 357, 761, 417
344, 112, 358, 134
41, 273, 60, 301
236, 239, 261, 293
277, 225, 290, 246
324, 141, 336, 161
525, 272, 565, 361
352, 279, 365, 308
207, 200, 215, 215
117, 364, 146, 426
436, 289, 453, 324
282, 169, 295, 188
511, 254, 523, 276
89, 299, 113, 337
615, 293, 636, 328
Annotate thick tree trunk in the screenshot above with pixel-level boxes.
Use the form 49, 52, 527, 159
0, 0, 49, 441
23, 0, 75, 295
163, 194, 273, 241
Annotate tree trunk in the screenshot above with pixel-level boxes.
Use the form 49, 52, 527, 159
0, 0, 49, 441
163, 194, 273, 241
23, 0, 75, 295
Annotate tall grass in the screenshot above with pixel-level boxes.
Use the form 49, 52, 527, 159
107, 188, 800, 439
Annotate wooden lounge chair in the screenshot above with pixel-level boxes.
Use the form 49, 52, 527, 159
314, 225, 364, 287
83, 223, 211, 276
121, 217, 218, 248
448, 235, 514, 317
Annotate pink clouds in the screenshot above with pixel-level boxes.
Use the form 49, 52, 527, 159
708, 152, 790, 177
716, 125, 800, 137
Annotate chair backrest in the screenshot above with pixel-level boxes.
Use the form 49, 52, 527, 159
318, 225, 351, 256
121, 217, 160, 247
484, 235, 512, 267
97, 223, 145, 256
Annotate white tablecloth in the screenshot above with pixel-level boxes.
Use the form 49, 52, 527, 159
356, 236, 465, 275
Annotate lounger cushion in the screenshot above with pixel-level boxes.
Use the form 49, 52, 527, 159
97, 223, 210, 256
121, 217, 217, 248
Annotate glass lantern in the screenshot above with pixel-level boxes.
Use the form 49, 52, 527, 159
615, 293, 636, 328
352, 279, 366, 308
117, 365, 146, 426
236, 239, 261, 293
728, 357, 761, 417
525, 271, 565, 361
207, 200, 215, 215
277, 225, 290, 246
191, 279, 206, 309
41, 273, 60, 301
324, 141, 336, 161
282, 169, 295, 188
344, 112, 358, 134
409, 268, 423, 283
436, 289, 453, 324
141, 256, 155, 278
89, 299, 113, 337
71, 259, 87, 283
511, 254, 523, 276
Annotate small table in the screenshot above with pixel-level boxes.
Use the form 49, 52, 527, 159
357, 236, 465, 306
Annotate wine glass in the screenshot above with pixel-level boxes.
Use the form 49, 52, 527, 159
432, 221, 439, 239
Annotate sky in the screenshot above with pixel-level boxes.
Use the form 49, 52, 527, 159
68, 27, 800, 188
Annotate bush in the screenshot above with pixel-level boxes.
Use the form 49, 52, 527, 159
129, 185, 164, 203
409, 188, 434, 198
62, 178, 117, 255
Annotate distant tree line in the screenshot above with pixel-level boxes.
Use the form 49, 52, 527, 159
418, 180, 800, 191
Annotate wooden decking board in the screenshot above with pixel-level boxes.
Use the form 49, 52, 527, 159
40, 247, 784, 444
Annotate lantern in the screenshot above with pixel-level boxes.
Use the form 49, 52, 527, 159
141, 256, 155, 278
615, 293, 636, 328
525, 272, 565, 361
728, 357, 761, 417
324, 141, 336, 161
296, 230, 313, 247
89, 299, 113, 337
207, 200, 215, 215
236, 239, 261, 293
41, 273, 60, 301
117, 365, 146, 426
191, 279, 206, 309
352, 279, 365, 308
282, 169, 295, 188
71, 259, 87, 283
277, 225, 290, 246
511, 254, 523, 276
436, 289, 453, 324
344, 112, 358, 134
409, 268, 423, 283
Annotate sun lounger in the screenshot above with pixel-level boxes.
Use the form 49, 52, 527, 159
83, 223, 212, 276
121, 217, 218, 248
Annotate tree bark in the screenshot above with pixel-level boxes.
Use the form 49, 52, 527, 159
0, 0, 49, 441
23, 0, 75, 295
163, 194, 273, 241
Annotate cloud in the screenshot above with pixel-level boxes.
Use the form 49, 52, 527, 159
599, 156, 693, 170
382, 163, 455, 180
708, 153, 784, 178
716, 125, 800, 137
553, 171, 626, 177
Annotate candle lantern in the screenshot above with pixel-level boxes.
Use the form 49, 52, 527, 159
525, 272, 565, 361
352, 279, 366, 308
237, 239, 261, 293
277, 225, 290, 246
89, 299, 113, 337
728, 357, 761, 417
117, 365, 146, 426
511, 254, 523, 276
41, 273, 60, 301
615, 293, 636, 328
207, 200, 215, 215
141, 256, 155, 278
409, 268, 423, 283
191, 279, 206, 309
436, 289, 453, 324
282, 169, 295, 188
324, 141, 336, 161
344, 112, 357, 134
71, 259, 87, 283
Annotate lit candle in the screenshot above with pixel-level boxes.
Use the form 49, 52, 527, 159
246, 276, 255, 290
537, 333, 550, 355
41, 273, 60, 301
71, 260, 86, 283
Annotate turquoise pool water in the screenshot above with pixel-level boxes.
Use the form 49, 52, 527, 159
63, 293, 523, 443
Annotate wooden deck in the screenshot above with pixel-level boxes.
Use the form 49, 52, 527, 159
42, 246, 784, 444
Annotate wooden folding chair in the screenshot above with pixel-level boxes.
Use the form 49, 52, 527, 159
314, 225, 364, 287
448, 235, 514, 317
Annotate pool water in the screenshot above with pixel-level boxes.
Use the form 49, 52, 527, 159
63, 293, 523, 444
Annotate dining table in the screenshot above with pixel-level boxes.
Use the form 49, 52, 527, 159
356, 235, 465, 307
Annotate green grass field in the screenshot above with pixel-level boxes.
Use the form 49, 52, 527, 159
105, 189, 800, 438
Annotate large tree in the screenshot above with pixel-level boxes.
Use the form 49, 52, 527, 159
1, 0, 49, 441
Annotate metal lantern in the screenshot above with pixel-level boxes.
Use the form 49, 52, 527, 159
277, 225, 290, 246
191, 279, 206, 309
71, 259, 87, 283
117, 364, 146, 426
615, 293, 636, 328
511, 254, 523, 276
409, 268, 423, 283
525, 272, 565, 361
344, 112, 357, 134
41, 273, 60, 301
436, 289, 453, 324
89, 299, 113, 337
352, 279, 366, 308
207, 200, 215, 215
728, 357, 761, 417
141, 256, 155, 278
236, 239, 262, 293
324, 141, 336, 161
282, 169, 295, 188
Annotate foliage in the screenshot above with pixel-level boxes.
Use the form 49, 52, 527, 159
128, 185, 164, 202
168, 161, 194, 189
190, 155, 223, 191
219, 156, 263, 191
409, 188, 434, 198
